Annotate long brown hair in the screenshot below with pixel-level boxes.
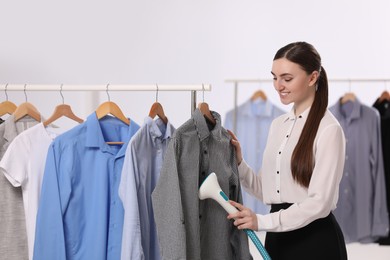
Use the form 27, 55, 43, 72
274, 42, 328, 188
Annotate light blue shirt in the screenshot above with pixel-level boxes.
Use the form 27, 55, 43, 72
224, 99, 285, 214
119, 117, 175, 260
33, 113, 140, 260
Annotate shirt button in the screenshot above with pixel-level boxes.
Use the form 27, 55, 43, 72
277, 171, 279, 174
277, 190, 280, 193
278, 151, 281, 154
299, 115, 302, 118
204, 150, 208, 154
345, 155, 348, 160
199, 214, 202, 219
345, 172, 349, 177
202, 171, 206, 176
286, 135, 289, 138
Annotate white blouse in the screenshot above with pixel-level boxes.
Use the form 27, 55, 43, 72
238, 107, 346, 232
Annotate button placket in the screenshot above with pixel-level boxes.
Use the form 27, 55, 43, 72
275, 118, 295, 199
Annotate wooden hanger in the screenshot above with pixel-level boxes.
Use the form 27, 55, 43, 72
96, 101, 129, 145
148, 102, 168, 124
0, 84, 17, 117
96, 101, 130, 125
340, 92, 356, 104
0, 100, 17, 117
13, 102, 41, 122
250, 89, 267, 101
198, 102, 216, 125
379, 90, 390, 102
43, 104, 84, 127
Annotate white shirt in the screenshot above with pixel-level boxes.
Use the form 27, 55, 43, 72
0, 123, 59, 260
238, 107, 346, 232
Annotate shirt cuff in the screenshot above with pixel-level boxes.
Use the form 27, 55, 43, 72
257, 212, 279, 231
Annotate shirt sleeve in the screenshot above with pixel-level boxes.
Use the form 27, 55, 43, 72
33, 143, 71, 260
257, 124, 346, 232
0, 134, 30, 187
237, 159, 264, 202
151, 137, 186, 259
118, 143, 144, 260
371, 111, 390, 237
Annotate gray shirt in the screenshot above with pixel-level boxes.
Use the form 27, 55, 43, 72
330, 99, 389, 243
152, 109, 252, 260
0, 115, 38, 260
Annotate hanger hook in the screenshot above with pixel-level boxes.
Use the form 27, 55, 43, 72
60, 84, 64, 104
155, 84, 159, 102
24, 84, 28, 102
4, 84, 9, 101
202, 84, 205, 102
106, 84, 111, 102
348, 79, 351, 92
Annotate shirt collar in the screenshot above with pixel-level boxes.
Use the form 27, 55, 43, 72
241, 99, 273, 117
85, 112, 136, 157
332, 98, 362, 121
144, 116, 174, 141
283, 106, 311, 123
192, 108, 223, 141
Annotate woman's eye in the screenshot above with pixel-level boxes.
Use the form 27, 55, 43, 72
285, 78, 292, 82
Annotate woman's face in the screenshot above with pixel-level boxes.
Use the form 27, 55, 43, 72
271, 58, 318, 114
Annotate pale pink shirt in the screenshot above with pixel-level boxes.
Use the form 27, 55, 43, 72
238, 107, 346, 232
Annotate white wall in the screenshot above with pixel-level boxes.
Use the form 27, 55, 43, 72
1, 1, 390, 258
2, 0, 390, 127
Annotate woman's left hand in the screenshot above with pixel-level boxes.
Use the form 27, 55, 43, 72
227, 200, 258, 231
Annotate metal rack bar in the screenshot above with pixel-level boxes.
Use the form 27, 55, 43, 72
0, 84, 212, 92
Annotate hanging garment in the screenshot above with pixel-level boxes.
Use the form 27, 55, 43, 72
330, 99, 389, 243
152, 109, 252, 260
0, 115, 38, 260
224, 99, 285, 214
373, 98, 390, 245
0, 123, 60, 260
33, 113, 140, 260
119, 117, 175, 260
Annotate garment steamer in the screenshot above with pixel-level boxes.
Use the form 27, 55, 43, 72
199, 172, 271, 260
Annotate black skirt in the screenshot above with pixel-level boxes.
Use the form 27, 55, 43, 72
265, 203, 348, 260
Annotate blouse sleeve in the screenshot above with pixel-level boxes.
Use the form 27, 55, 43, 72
238, 159, 264, 202
256, 123, 346, 232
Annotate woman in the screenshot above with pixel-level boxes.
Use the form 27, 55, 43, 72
228, 42, 348, 259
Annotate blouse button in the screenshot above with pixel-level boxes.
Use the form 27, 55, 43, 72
277, 171, 279, 174
277, 190, 280, 193
278, 151, 281, 154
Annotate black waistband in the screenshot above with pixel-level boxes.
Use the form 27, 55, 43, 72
271, 203, 293, 213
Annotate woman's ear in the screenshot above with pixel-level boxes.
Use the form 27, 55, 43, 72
309, 71, 320, 87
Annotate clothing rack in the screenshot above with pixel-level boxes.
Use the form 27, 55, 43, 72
225, 78, 390, 133
0, 84, 212, 113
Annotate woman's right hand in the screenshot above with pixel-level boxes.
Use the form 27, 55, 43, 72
227, 130, 243, 165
